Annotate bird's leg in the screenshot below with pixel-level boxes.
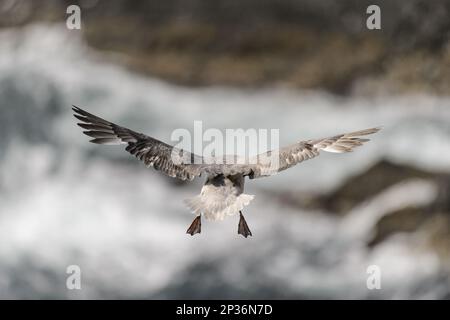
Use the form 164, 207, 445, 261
186, 215, 201, 236
238, 211, 252, 238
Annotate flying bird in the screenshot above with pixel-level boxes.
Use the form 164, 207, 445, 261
72, 106, 380, 238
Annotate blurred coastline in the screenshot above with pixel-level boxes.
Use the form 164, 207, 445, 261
1, 0, 449, 95
0, 0, 449, 299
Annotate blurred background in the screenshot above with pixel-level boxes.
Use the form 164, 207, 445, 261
0, 0, 449, 299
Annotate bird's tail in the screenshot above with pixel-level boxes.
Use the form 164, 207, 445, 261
184, 194, 254, 221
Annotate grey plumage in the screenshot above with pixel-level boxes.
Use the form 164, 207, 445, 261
73, 106, 204, 180
247, 127, 380, 178
72, 106, 380, 223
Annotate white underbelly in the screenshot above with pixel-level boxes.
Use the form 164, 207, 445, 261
184, 175, 254, 221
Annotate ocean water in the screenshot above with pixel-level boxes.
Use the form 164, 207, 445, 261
0, 24, 449, 299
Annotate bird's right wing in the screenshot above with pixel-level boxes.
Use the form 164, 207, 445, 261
246, 127, 381, 178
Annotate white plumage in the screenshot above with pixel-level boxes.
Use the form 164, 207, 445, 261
185, 174, 254, 221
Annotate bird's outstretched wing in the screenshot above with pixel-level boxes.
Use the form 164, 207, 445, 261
245, 127, 381, 179
72, 106, 204, 181
73, 106, 380, 180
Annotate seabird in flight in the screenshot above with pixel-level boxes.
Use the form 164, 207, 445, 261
73, 106, 380, 238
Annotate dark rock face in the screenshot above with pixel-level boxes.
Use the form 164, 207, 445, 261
368, 176, 450, 260
319, 160, 446, 214
326, 160, 450, 251
367, 206, 432, 248
1, 0, 448, 94
269, 159, 450, 262
275, 160, 448, 214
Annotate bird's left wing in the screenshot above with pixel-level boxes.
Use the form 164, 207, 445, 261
72, 106, 205, 181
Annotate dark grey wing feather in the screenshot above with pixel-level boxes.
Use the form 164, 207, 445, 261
72, 106, 203, 181
247, 127, 381, 179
